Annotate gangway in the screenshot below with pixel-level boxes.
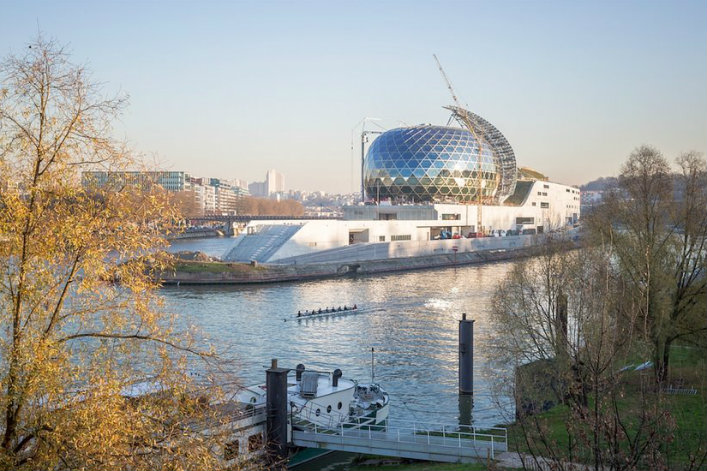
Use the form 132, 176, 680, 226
291, 419, 507, 464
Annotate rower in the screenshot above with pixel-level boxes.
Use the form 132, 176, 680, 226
297, 311, 301, 317
353, 304, 357, 309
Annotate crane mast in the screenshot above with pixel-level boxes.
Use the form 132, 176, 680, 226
433, 54, 484, 235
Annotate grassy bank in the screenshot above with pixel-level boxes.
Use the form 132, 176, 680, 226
505, 344, 707, 468
171, 260, 263, 274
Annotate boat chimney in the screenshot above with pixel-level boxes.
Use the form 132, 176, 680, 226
332, 368, 342, 387
265, 359, 289, 463
296, 363, 305, 382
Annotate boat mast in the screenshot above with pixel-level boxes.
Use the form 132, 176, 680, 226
371, 347, 375, 384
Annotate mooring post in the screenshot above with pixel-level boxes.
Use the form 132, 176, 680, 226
266, 358, 290, 465
459, 313, 475, 395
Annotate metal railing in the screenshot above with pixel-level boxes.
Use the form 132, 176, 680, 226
295, 419, 507, 458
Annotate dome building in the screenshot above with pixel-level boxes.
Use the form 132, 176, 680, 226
364, 126, 496, 203
224, 108, 580, 266
363, 112, 518, 204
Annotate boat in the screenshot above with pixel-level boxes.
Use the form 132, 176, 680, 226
236, 364, 389, 429
284, 306, 384, 322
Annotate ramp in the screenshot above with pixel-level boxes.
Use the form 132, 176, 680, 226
292, 419, 507, 464
223, 225, 302, 263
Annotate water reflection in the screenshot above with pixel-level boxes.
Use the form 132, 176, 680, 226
160, 246, 514, 426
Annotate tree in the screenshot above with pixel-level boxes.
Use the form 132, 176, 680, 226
587, 146, 707, 383
171, 189, 204, 218
490, 147, 707, 470
0, 37, 234, 470
491, 240, 687, 470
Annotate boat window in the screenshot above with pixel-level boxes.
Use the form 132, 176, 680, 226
224, 440, 239, 460
315, 408, 321, 416
337, 401, 342, 410
248, 433, 263, 451
327, 405, 332, 413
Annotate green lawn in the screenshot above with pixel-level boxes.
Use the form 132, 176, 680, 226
505, 344, 707, 469
171, 260, 263, 273
346, 460, 489, 471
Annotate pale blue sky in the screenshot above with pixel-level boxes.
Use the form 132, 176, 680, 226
3, 0, 706, 193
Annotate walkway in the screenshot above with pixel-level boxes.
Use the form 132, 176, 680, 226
291, 419, 507, 464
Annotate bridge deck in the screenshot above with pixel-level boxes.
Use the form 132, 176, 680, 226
292, 420, 507, 464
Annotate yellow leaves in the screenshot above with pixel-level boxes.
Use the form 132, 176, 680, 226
0, 38, 231, 471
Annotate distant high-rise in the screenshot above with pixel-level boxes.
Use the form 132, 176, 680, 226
249, 169, 285, 197
266, 169, 285, 195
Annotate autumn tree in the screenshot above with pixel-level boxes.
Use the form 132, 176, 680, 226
235, 196, 304, 217
0, 38, 238, 470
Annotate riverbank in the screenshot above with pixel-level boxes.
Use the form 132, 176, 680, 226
157, 242, 559, 285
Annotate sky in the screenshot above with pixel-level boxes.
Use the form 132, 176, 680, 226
2, 0, 706, 194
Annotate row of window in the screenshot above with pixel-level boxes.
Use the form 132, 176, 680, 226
224, 433, 263, 460
391, 234, 412, 241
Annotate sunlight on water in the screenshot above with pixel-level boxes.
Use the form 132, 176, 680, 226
162, 239, 516, 426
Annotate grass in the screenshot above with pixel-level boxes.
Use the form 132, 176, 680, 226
171, 260, 263, 273
505, 343, 707, 468
346, 459, 489, 471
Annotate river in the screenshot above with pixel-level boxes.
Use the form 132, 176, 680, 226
164, 237, 516, 427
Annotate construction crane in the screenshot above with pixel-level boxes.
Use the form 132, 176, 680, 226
433, 54, 485, 235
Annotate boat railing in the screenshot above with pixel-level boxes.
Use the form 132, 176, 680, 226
237, 403, 266, 420
293, 400, 349, 430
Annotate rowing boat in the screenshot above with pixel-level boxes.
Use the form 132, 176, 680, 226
284, 307, 383, 322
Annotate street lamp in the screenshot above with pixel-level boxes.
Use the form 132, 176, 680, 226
351, 117, 382, 201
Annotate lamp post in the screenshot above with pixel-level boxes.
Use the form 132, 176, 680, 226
361, 129, 383, 202
351, 117, 382, 201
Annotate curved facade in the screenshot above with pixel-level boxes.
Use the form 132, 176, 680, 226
364, 125, 501, 203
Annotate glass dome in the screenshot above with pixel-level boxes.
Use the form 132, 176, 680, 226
363, 125, 499, 203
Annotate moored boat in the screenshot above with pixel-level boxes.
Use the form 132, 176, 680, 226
235, 364, 389, 429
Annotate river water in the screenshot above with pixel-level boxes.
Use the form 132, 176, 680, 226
164, 237, 515, 427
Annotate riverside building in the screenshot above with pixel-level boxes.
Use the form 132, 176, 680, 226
224, 108, 580, 265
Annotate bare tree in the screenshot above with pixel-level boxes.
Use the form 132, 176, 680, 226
587, 146, 707, 383
491, 241, 680, 470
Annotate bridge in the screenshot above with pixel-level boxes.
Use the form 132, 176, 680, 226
188, 214, 339, 223
186, 215, 339, 236
291, 419, 507, 464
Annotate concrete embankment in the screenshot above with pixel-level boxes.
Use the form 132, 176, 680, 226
158, 243, 552, 285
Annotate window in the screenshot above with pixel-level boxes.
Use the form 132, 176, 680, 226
541, 202, 549, 208
532, 202, 536, 206
516, 217, 535, 225
543, 184, 549, 189
537, 191, 542, 195
442, 213, 461, 220
379, 236, 385, 242
542, 192, 547, 196
224, 441, 239, 460
391, 234, 412, 241
327, 405, 332, 413
337, 401, 342, 410
248, 433, 263, 452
